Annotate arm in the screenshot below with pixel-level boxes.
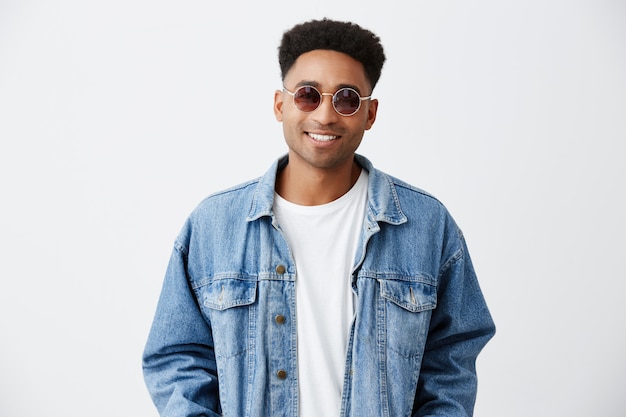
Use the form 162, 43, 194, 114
413, 235, 495, 416
142, 242, 221, 417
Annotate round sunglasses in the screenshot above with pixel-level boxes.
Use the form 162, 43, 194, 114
283, 85, 372, 116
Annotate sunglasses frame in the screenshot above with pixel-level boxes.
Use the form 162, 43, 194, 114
283, 85, 372, 117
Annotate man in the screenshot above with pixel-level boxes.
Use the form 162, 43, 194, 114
143, 18, 495, 417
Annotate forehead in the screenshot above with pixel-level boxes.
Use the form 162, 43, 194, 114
284, 49, 370, 92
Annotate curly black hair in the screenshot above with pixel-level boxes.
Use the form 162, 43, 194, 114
278, 18, 386, 90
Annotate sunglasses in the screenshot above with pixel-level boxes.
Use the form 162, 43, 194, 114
283, 85, 372, 116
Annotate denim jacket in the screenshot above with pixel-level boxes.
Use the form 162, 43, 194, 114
143, 154, 495, 417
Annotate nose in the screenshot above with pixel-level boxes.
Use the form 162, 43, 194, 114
312, 93, 340, 124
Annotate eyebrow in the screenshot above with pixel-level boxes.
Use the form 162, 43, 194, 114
293, 80, 365, 95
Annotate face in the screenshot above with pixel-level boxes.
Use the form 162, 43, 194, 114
274, 49, 378, 173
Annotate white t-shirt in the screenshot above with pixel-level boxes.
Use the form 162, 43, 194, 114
273, 170, 369, 417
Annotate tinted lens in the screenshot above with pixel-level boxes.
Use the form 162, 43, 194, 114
293, 86, 321, 112
333, 88, 361, 115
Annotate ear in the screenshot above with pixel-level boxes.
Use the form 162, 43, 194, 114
274, 90, 284, 122
364, 98, 378, 130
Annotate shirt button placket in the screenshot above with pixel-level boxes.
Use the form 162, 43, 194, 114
273, 265, 289, 388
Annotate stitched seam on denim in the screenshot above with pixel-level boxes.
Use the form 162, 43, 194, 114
377, 288, 390, 417
356, 271, 436, 285
204, 177, 261, 199
173, 239, 188, 256
192, 274, 259, 289
214, 346, 248, 360
439, 246, 464, 277
387, 344, 427, 360
380, 292, 436, 313
245, 300, 256, 416
389, 178, 441, 203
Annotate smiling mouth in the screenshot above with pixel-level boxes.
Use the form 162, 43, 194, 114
308, 132, 339, 142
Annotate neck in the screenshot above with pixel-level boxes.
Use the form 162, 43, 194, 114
276, 157, 361, 206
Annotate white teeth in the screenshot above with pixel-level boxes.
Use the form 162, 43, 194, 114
309, 133, 338, 141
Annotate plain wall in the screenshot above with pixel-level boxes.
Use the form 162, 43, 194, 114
1, 0, 624, 415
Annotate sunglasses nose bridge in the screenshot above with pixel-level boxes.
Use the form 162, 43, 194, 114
318, 92, 335, 107
315, 92, 340, 116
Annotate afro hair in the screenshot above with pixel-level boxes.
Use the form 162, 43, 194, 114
278, 18, 386, 90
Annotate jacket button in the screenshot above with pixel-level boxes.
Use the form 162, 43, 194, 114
275, 264, 286, 274
276, 369, 287, 379
275, 314, 286, 324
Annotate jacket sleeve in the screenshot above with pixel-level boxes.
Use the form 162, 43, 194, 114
413, 233, 495, 416
142, 241, 221, 417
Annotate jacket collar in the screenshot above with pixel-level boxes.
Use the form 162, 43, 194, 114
247, 154, 407, 226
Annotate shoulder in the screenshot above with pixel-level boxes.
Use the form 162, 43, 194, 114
373, 168, 451, 218
196, 177, 261, 209
184, 176, 266, 229
173, 177, 262, 247
357, 154, 446, 212
367, 164, 464, 249
387, 174, 441, 204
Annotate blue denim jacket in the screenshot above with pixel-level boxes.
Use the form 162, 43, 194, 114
143, 154, 495, 417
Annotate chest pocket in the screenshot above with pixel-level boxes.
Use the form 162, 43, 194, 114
380, 279, 437, 312
200, 278, 257, 358
203, 278, 257, 310
379, 279, 437, 359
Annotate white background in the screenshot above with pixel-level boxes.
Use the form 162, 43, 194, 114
1, 1, 624, 416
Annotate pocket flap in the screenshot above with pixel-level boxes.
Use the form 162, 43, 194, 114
380, 280, 437, 313
203, 279, 257, 311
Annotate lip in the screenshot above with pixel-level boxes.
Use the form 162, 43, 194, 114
306, 131, 341, 143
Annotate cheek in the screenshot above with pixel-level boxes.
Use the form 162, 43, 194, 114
349, 115, 372, 132
281, 108, 306, 129
281, 117, 299, 139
